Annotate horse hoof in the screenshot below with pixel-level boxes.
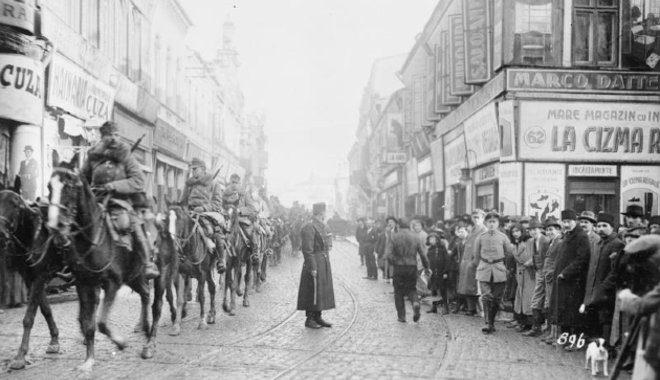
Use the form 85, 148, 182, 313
169, 325, 181, 336
133, 322, 143, 333
236, 289, 244, 297
206, 315, 216, 324
197, 322, 208, 330
222, 303, 230, 313
114, 337, 128, 351
243, 299, 250, 307
46, 344, 60, 354
255, 286, 262, 293
229, 310, 236, 316
9, 358, 26, 370
141, 345, 154, 359
76, 359, 94, 373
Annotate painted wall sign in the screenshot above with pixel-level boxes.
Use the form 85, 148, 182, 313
434, 45, 453, 114
425, 56, 441, 122
48, 54, 115, 121
385, 151, 407, 164
444, 133, 466, 185
0, 0, 36, 34
568, 165, 617, 177
417, 155, 432, 176
0, 54, 43, 125
154, 119, 186, 158
440, 31, 461, 107
449, 14, 474, 96
499, 162, 522, 215
462, 0, 492, 84
464, 103, 500, 167
498, 100, 515, 161
507, 68, 660, 94
519, 101, 660, 162
474, 162, 499, 185
492, 0, 503, 71
524, 163, 565, 221
620, 166, 660, 221
430, 137, 444, 191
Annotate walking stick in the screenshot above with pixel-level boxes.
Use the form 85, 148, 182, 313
610, 315, 642, 380
313, 273, 318, 305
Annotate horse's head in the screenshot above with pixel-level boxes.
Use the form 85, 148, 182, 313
47, 153, 86, 234
164, 198, 189, 239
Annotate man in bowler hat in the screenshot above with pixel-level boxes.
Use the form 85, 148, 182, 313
297, 202, 335, 328
19, 145, 38, 201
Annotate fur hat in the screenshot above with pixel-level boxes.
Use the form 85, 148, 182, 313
596, 212, 615, 228
561, 209, 577, 221
622, 205, 644, 218
578, 211, 597, 224
312, 202, 326, 215
99, 121, 119, 136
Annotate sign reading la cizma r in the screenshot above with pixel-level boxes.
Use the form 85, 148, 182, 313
508, 68, 660, 94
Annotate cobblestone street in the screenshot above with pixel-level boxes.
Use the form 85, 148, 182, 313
0, 240, 627, 379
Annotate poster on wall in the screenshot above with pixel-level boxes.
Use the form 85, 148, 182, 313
11, 125, 42, 202
524, 163, 565, 221
464, 103, 499, 166
443, 134, 466, 185
499, 162, 522, 216
620, 166, 660, 221
498, 100, 516, 161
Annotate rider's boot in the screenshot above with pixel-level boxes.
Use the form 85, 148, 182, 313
134, 219, 160, 279
213, 233, 226, 274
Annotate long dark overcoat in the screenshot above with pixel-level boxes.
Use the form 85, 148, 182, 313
297, 218, 335, 311
457, 224, 486, 296
551, 226, 590, 328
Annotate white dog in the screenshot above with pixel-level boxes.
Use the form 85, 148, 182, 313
585, 338, 609, 377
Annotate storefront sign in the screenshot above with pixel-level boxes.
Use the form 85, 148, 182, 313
0, 54, 43, 125
499, 162, 522, 215
425, 56, 441, 123
430, 137, 444, 191
444, 134, 466, 185
524, 163, 565, 221
417, 155, 432, 176
385, 151, 407, 164
48, 54, 115, 121
383, 170, 399, 189
464, 103, 499, 166
620, 166, 660, 221
498, 100, 515, 161
449, 14, 473, 96
474, 162, 499, 185
438, 31, 461, 109
462, 0, 491, 84
568, 165, 617, 177
406, 158, 418, 195
0, 0, 35, 34
519, 101, 660, 162
492, 0, 503, 71
507, 68, 660, 94
113, 108, 153, 149
154, 120, 186, 159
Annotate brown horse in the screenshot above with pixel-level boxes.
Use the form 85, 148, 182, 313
46, 156, 155, 373
0, 179, 65, 370
162, 201, 218, 335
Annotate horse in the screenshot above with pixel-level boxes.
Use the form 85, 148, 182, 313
162, 201, 218, 335
46, 155, 156, 373
0, 178, 65, 370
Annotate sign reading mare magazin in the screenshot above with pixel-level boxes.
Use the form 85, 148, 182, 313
519, 101, 660, 162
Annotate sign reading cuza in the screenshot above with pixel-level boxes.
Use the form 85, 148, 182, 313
0, 54, 43, 125
519, 101, 660, 162
0, 0, 36, 34
507, 68, 660, 94
48, 54, 115, 121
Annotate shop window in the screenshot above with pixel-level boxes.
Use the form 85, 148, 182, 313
453, 185, 467, 217
476, 183, 498, 212
568, 180, 617, 215
506, 0, 562, 66
573, 0, 618, 66
622, 0, 660, 70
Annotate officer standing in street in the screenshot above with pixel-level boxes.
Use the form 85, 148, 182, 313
297, 202, 335, 329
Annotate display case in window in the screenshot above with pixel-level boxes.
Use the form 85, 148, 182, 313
622, 0, 660, 70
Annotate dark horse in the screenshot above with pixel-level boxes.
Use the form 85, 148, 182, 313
162, 201, 217, 335
0, 178, 64, 370
222, 211, 263, 315
46, 156, 158, 373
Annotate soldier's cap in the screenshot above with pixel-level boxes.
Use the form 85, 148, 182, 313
625, 226, 648, 238
312, 202, 326, 215
578, 211, 597, 224
520, 216, 532, 223
471, 209, 485, 217
596, 212, 616, 228
649, 215, 660, 227
484, 211, 500, 222
191, 157, 206, 169
99, 121, 119, 136
561, 209, 577, 221
24, 145, 33, 152
622, 205, 644, 218
230, 173, 241, 182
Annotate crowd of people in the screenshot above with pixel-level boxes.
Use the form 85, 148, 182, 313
355, 205, 660, 378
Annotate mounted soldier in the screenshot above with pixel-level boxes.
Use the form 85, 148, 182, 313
179, 158, 227, 274
81, 121, 159, 279
223, 172, 259, 251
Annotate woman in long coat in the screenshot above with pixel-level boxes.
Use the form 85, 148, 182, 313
457, 211, 487, 315
511, 224, 535, 331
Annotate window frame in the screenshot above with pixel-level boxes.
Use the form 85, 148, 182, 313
572, 0, 619, 66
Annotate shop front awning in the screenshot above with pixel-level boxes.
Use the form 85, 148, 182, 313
155, 152, 188, 171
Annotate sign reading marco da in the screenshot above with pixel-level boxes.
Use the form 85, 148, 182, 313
507, 68, 660, 95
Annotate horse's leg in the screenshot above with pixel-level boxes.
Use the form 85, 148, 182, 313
10, 275, 48, 369
97, 280, 127, 351
261, 254, 268, 282
170, 274, 185, 336
133, 277, 148, 333
254, 258, 262, 293
222, 258, 231, 314
206, 266, 217, 324
197, 272, 207, 330
142, 275, 164, 359
76, 284, 100, 373
166, 269, 177, 324
40, 293, 61, 354
243, 260, 250, 307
